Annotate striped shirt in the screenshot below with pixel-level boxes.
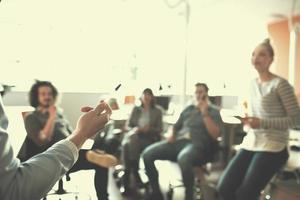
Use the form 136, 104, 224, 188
241, 76, 300, 152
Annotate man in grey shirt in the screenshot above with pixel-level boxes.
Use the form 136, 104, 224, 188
142, 83, 224, 200
21, 80, 117, 200
0, 84, 112, 200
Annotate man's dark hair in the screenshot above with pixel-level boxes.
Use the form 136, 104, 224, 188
29, 80, 58, 108
195, 83, 209, 92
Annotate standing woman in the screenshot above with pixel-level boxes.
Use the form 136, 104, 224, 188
122, 88, 163, 195
217, 39, 300, 200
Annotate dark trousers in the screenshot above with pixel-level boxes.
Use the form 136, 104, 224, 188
217, 148, 288, 200
122, 133, 156, 188
142, 139, 215, 200
68, 150, 108, 200
69, 136, 120, 200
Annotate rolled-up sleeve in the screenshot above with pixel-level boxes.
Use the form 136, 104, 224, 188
0, 95, 79, 200
3, 139, 79, 200
63, 139, 79, 161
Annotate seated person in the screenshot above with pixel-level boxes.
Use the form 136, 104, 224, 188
22, 80, 117, 200
142, 83, 223, 200
108, 98, 119, 110
217, 39, 300, 200
122, 88, 163, 195
0, 83, 112, 200
93, 98, 123, 160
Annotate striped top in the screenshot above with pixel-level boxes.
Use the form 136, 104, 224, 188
241, 76, 300, 152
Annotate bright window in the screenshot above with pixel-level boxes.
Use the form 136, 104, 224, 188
0, 0, 268, 98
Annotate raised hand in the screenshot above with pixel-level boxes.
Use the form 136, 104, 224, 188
68, 101, 112, 149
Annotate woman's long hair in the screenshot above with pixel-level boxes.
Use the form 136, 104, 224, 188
141, 88, 156, 108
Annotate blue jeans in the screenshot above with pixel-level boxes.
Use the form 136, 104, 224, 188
142, 139, 215, 200
217, 148, 288, 200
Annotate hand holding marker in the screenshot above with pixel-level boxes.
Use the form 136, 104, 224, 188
234, 101, 249, 121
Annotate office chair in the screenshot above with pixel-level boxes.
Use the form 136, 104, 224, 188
113, 159, 151, 196
43, 174, 91, 200
165, 137, 222, 200
165, 160, 216, 200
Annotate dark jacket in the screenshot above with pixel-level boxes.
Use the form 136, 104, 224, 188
127, 105, 163, 140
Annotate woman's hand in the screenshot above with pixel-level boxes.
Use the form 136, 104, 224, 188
138, 125, 150, 133
167, 134, 176, 143
242, 117, 261, 129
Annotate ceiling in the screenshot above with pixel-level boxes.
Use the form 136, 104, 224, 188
193, 0, 300, 23
0, 0, 299, 25
239, 0, 300, 23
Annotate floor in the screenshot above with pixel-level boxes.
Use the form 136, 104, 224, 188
44, 161, 214, 200
44, 159, 300, 200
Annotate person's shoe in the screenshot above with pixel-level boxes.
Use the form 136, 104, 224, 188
133, 171, 144, 189
86, 149, 118, 168
144, 192, 164, 200
121, 188, 135, 197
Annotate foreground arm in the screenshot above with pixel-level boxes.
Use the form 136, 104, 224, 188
0, 99, 111, 200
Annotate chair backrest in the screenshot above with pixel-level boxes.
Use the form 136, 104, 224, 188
17, 111, 33, 161
4, 106, 33, 157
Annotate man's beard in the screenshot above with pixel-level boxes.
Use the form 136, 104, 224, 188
40, 101, 53, 108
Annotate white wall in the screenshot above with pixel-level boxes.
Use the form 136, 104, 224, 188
0, 0, 268, 97
3, 92, 106, 128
